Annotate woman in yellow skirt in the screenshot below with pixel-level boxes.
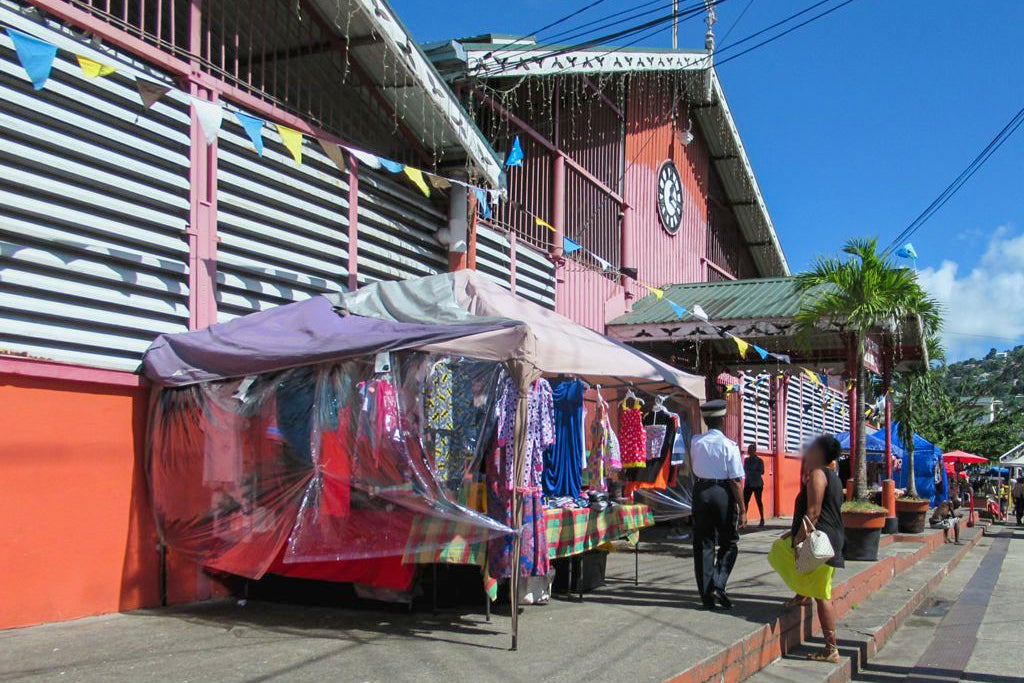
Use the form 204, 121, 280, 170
768, 435, 845, 663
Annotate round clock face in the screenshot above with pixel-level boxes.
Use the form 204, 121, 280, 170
657, 160, 683, 234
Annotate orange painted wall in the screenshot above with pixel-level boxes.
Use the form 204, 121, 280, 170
0, 375, 160, 629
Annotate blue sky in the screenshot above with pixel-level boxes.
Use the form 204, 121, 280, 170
393, 0, 1024, 360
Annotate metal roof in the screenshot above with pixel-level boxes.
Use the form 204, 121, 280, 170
611, 277, 807, 326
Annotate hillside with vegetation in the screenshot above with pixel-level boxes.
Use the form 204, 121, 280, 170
916, 345, 1024, 459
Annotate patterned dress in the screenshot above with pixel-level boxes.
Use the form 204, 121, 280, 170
488, 377, 554, 578
586, 392, 621, 491
619, 398, 647, 469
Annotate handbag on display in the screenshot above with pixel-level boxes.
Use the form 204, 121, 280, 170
794, 516, 834, 573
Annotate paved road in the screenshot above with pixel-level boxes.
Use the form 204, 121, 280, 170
854, 526, 1024, 683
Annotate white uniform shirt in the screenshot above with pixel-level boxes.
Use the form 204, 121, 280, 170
690, 429, 744, 480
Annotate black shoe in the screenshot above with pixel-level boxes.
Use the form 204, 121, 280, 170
699, 601, 717, 611
759, 520, 766, 528
714, 589, 733, 610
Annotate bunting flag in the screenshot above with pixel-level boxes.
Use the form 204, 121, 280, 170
642, 284, 664, 299
275, 124, 303, 164
752, 344, 769, 360
318, 139, 347, 174
428, 174, 451, 190
403, 166, 430, 197
593, 255, 612, 271
802, 367, 824, 386
691, 304, 709, 322
896, 243, 918, 260
234, 111, 266, 156
667, 300, 687, 319
563, 236, 583, 254
348, 147, 381, 169
191, 97, 223, 145
472, 187, 491, 219
135, 80, 170, 109
504, 135, 524, 167
731, 335, 750, 358
377, 157, 405, 173
76, 54, 116, 78
771, 352, 792, 364
7, 28, 58, 90
535, 217, 555, 232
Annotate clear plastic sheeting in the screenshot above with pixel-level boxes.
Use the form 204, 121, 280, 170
149, 353, 514, 581
632, 478, 694, 522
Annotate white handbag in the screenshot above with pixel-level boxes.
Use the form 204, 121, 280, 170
795, 517, 835, 573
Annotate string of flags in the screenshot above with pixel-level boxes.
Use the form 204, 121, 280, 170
2, 25, 505, 203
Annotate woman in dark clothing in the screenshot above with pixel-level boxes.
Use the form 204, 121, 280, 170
783, 434, 845, 663
743, 444, 766, 527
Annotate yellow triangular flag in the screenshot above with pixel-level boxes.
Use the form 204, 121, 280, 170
276, 124, 303, 164
731, 335, 750, 358
642, 284, 665, 299
76, 55, 116, 78
535, 217, 555, 232
803, 368, 824, 386
403, 166, 431, 197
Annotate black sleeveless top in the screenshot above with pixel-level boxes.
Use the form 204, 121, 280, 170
791, 467, 845, 568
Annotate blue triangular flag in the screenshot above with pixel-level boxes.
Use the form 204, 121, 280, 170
505, 135, 524, 167
233, 111, 265, 156
377, 157, 405, 174
7, 28, 58, 90
563, 236, 582, 254
752, 344, 769, 360
667, 300, 687, 319
472, 188, 491, 219
896, 242, 918, 260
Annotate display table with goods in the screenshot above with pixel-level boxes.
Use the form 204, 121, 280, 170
141, 271, 703, 650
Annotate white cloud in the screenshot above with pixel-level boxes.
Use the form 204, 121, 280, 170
917, 226, 1024, 361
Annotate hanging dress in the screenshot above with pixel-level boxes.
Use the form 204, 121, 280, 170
543, 379, 585, 499
587, 391, 622, 491
619, 396, 647, 469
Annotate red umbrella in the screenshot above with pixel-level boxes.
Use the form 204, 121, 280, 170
943, 450, 988, 464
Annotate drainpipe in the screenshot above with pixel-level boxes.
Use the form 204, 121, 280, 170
552, 154, 566, 260
620, 204, 634, 304
347, 153, 360, 291
447, 183, 469, 271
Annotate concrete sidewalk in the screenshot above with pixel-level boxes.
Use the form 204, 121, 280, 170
0, 524, 950, 683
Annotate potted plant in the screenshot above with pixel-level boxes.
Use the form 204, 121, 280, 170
895, 496, 930, 533
841, 500, 888, 560
796, 238, 941, 562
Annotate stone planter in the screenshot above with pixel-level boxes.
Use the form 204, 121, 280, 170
895, 498, 930, 534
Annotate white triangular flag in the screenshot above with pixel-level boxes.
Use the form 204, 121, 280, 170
346, 147, 382, 170
692, 304, 709, 321
190, 97, 223, 145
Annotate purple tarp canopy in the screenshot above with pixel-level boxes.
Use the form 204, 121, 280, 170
141, 296, 521, 387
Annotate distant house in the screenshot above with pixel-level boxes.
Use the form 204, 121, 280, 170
973, 397, 1003, 424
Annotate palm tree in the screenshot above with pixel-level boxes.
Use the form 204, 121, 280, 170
893, 336, 946, 498
795, 238, 941, 502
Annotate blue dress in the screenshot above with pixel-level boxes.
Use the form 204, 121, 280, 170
543, 379, 585, 498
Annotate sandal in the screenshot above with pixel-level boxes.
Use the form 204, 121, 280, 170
807, 646, 840, 663
783, 595, 811, 608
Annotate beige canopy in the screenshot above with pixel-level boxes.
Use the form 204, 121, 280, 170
335, 270, 705, 400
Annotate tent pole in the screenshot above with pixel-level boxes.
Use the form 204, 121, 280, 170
509, 382, 531, 651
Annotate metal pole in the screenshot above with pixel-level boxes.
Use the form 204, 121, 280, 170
672, 0, 679, 50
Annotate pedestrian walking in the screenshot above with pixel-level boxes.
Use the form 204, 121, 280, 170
778, 435, 845, 664
743, 444, 766, 528
689, 399, 746, 611
1012, 478, 1024, 526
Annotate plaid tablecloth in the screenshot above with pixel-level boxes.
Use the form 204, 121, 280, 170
545, 504, 654, 559
402, 504, 655, 565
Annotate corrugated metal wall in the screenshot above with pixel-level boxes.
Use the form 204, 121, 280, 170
216, 116, 349, 320
707, 177, 758, 280
556, 261, 623, 332
784, 376, 849, 452
475, 224, 555, 309
742, 374, 773, 450
0, 7, 190, 370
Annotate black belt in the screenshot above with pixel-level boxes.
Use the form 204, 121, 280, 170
695, 477, 732, 485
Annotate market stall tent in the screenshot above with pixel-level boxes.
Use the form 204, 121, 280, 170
890, 425, 948, 507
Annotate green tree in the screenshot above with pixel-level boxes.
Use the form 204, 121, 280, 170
796, 238, 941, 502
893, 337, 945, 498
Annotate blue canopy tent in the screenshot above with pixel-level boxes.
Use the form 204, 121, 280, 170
888, 425, 948, 507
836, 431, 904, 462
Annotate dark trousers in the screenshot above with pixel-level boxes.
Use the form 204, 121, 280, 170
1015, 497, 1024, 525
692, 481, 739, 605
743, 485, 764, 522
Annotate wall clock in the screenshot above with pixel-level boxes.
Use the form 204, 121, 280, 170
657, 159, 683, 235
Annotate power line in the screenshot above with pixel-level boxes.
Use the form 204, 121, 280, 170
884, 104, 1024, 254
713, 0, 857, 67
482, 0, 614, 60
719, 0, 756, 45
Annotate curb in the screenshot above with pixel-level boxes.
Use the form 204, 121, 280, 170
661, 527, 982, 683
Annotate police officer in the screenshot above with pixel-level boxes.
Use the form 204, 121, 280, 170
690, 399, 746, 610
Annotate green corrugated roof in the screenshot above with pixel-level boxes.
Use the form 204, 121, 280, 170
611, 277, 813, 325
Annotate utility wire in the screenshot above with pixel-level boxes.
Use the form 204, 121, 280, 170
884, 104, 1024, 254
719, 0, 756, 45
713, 0, 856, 67
482, 0, 613, 60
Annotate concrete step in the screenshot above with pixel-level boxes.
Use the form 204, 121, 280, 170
738, 526, 986, 683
